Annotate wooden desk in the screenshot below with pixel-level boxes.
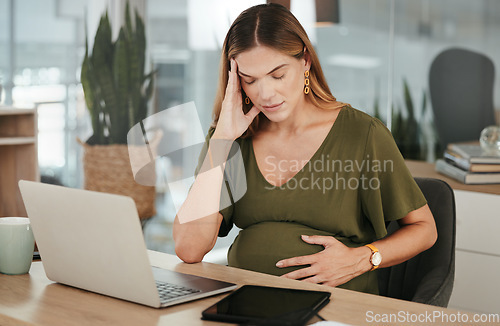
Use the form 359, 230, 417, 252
1, 251, 497, 326
406, 160, 500, 195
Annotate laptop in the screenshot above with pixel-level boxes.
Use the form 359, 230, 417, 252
18, 180, 237, 308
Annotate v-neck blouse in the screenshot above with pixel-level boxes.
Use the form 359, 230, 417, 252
249, 107, 341, 189
197, 106, 426, 295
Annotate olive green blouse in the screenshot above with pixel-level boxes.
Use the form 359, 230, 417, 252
197, 106, 426, 294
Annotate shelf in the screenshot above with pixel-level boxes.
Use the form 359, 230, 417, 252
0, 107, 38, 217
0, 107, 35, 115
0, 137, 36, 145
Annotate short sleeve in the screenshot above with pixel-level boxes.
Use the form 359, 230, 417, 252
193, 127, 234, 237
360, 119, 427, 239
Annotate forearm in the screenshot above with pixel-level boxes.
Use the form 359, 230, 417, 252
355, 204, 437, 274
173, 138, 233, 262
173, 213, 223, 263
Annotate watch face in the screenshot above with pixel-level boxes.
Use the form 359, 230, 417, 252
372, 252, 382, 266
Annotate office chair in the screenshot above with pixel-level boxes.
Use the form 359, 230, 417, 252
429, 47, 496, 149
378, 177, 456, 307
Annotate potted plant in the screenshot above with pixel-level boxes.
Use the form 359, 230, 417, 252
374, 78, 438, 161
80, 2, 156, 219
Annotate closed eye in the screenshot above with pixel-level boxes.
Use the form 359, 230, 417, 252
273, 74, 285, 80
243, 79, 256, 85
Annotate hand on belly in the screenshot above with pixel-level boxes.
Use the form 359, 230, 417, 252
276, 234, 369, 287
227, 222, 331, 276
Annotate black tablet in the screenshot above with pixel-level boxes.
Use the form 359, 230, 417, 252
201, 285, 331, 326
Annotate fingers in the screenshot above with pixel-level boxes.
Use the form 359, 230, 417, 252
280, 266, 316, 281
232, 59, 242, 94
225, 59, 240, 97
280, 266, 343, 287
245, 106, 260, 121
301, 275, 324, 285
223, 59, 242, 111
301, 234, 340, 248
276, 253, 316, 268
229, 59, 236, 87
280, 267, 337, 287
224, 60, 234, 97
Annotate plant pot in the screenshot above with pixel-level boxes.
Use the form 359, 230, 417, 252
80, 141, 156, 219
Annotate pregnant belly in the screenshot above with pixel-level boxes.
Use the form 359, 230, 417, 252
227, 221, 336, 276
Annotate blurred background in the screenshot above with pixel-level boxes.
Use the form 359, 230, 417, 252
1, 0, 499, 299
2, 0, 499, 187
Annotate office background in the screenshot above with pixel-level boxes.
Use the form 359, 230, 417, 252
1, 0, 499, 314
2, 0, 500, 187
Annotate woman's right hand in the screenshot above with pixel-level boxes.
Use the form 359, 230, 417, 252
213, 59, 260, 140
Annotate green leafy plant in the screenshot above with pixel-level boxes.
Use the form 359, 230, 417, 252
81, 2, 154, 145
374, 78, 436, 161
392, 78, 426, 160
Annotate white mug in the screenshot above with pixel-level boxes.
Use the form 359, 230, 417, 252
0, 217, 35, 275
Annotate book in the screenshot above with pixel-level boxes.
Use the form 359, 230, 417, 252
446, 143, 500, 164
436, 159, 500, 184
444, 150, 500, 172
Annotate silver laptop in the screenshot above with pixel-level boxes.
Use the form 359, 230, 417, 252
19, 180, 236, 308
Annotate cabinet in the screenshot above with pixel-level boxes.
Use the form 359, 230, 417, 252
406, 160, 500, 314
450, 190, 500, 314
0, 106, 39, 217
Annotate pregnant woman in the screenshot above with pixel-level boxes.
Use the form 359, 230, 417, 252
173, 3, 437, 295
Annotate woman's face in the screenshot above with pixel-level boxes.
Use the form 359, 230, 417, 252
235, 46, 310, 123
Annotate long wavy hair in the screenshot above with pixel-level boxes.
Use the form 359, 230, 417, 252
212, 3, 338, 138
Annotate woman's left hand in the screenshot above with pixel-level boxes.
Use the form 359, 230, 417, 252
276, 235, 370, 287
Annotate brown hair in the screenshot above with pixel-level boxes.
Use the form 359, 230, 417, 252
212, 3, 338, 137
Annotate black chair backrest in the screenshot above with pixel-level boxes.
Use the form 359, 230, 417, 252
429, 47, 496, 149
378, 177, 456, 307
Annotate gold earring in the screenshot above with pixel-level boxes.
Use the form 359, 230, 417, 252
245, 97, 250, 105
304, 70, 310, 95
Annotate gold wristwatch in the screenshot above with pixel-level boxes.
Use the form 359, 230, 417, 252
365, 244, 382, 271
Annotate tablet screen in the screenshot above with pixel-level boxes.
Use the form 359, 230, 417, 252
202, 285, 331, 325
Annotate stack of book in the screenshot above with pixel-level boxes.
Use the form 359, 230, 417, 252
436, 142, 500, 184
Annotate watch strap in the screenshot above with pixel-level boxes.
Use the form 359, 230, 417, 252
364, 243, 380, 271
365, 243, 379, 254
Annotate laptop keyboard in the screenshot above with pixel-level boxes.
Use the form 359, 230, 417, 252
156, 281, 201, 303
